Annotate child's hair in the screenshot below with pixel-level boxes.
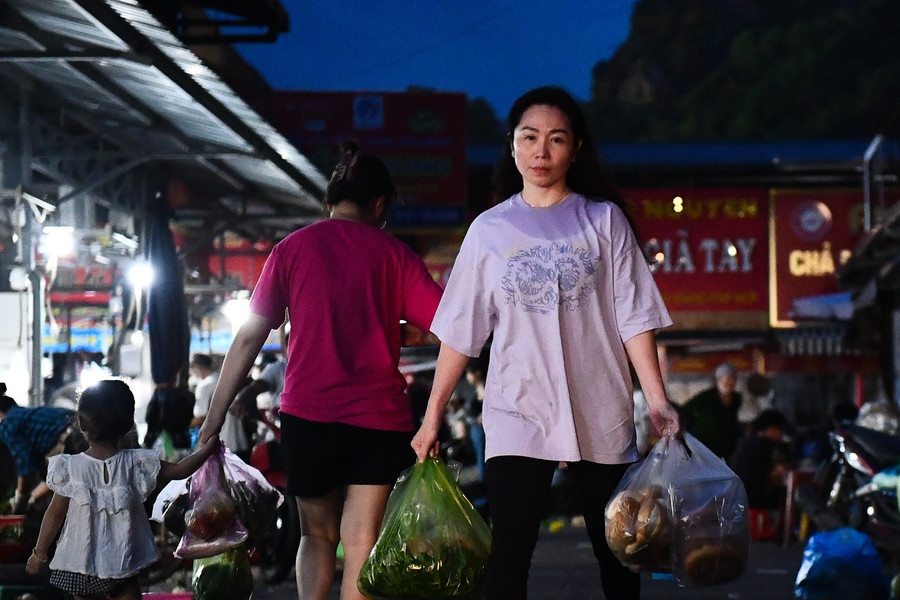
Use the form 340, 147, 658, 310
77, 379, 135, 445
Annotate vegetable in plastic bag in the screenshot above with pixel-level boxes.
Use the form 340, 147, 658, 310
162, 486, 190, 537
357, 455, 492, 600
221, 447, 283, 550
192, 545, 253, 600
175, 442, 248, 559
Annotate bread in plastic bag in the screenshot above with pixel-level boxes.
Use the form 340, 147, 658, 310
605, 432, 750, 585
668, 432, 750, 587
605, 441, 673, 573
357, 455, 492, 599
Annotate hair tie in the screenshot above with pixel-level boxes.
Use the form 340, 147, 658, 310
331, 148, 360, 183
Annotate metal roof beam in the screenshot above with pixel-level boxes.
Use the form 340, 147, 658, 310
74, 0, 324, 202
0, 48, 151, 64
24, 109, 142, 214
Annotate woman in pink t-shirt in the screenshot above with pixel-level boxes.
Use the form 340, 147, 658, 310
199, 141, 442, 600
412, 87, 681, 600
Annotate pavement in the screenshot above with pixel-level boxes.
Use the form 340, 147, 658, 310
190, 526, 810, 600
0, 528, 844, 600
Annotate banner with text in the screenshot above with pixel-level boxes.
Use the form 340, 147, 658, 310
769, 188, 867, 326
625, 188, 769, 330
268, 91, 467, 226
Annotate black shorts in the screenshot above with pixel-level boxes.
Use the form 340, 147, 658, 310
280, 413, 415, 498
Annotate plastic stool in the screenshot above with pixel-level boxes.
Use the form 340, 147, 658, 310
749, 508, 776, 541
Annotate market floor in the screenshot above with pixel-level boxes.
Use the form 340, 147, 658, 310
197, 526, 808, 600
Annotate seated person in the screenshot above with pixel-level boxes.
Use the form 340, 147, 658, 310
731, 409, 794, 510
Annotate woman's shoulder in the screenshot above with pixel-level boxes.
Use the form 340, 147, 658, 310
468, 197, 517, 231
578, 194, 625, 218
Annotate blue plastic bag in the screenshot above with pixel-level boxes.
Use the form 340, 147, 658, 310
794, 527, 889, 600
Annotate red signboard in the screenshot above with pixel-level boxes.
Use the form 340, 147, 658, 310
205, 235, 273, 291
267, 91, 467, 219
625, 188, 770, 330
769, 189, 867, 326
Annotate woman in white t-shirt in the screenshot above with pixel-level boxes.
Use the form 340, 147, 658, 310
412, 86, 681, 600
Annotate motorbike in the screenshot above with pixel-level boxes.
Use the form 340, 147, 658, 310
796, 421, 900, 560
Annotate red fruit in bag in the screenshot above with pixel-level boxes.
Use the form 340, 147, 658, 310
187, 500, 237, 540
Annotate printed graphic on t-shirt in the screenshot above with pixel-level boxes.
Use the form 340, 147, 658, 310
501, 243, 599, 314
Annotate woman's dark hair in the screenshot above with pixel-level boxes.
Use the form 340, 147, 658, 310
77, 379, 135, 444
492, 86, 630, 220
0, 395, 17, 414
324, 140, 398, 210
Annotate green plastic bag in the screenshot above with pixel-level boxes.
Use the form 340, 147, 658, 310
192, 545, 253, 600
358, 455, 492, 599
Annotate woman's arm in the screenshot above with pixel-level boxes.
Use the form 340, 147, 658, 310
411, 342, 470, 461
197, 313, 272, 444
158, 434, 221, 484
624, 330, 681, 438
25, 493, 69, 574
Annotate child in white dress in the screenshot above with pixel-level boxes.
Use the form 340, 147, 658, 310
25, 379, 220, 600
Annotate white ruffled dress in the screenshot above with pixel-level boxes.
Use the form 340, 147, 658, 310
46, 449, 162, 578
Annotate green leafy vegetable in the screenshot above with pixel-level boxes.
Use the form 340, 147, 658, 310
358, 456, 491, 599
229, 479, 280, 550
192, 546, 253, 600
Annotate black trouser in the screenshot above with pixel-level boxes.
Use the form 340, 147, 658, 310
484, 456, 639, 600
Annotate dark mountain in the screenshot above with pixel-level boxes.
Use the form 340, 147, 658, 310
586, 0, 900, 142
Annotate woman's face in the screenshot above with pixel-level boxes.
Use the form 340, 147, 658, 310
511, 104, 580, 193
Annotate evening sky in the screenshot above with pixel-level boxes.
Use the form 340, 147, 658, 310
236, 1, 640, 118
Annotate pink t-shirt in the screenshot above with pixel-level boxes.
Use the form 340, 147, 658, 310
431, 193, 672, 464
250, 219, 443, 431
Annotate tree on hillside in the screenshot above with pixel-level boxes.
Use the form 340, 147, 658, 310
586, 0, 900, 142
466, 97, 505, 144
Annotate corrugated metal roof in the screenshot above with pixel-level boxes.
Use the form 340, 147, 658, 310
0, 0, 326, 225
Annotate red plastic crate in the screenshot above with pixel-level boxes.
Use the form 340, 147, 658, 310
0, 516, 29, 563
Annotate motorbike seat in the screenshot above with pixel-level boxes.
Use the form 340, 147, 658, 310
841, 424, 900, 471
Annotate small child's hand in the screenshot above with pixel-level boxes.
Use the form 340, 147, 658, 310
26, 550, 48, 575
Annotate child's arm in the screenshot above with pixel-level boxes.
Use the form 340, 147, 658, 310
158, 434, 221, 485
25, 493, 69, 575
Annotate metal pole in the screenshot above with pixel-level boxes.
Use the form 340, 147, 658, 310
18, 90, 44, 406
862, 134, 883, 232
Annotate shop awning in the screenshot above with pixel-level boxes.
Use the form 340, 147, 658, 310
0, 0, 327, 243
838, 201, 900, 294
